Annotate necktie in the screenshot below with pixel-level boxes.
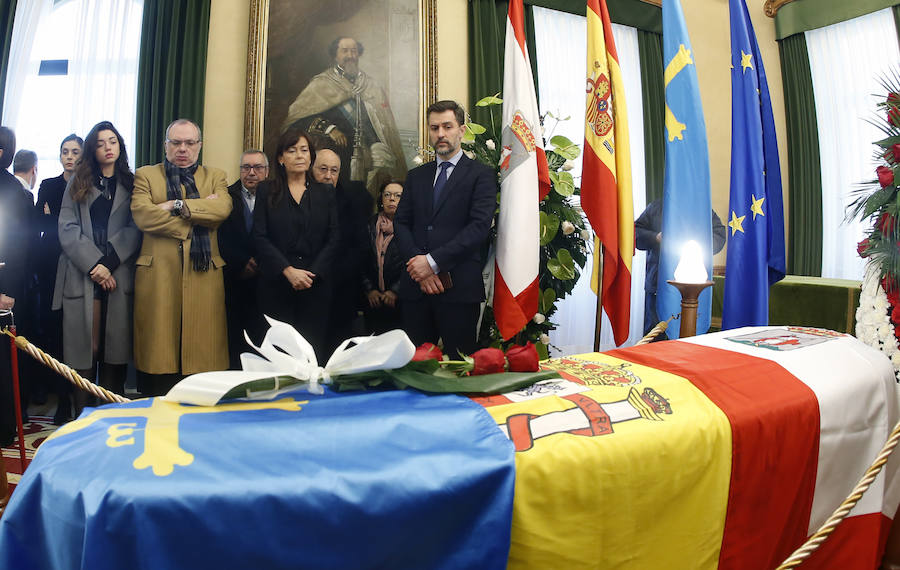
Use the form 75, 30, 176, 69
433, 161, 452, 205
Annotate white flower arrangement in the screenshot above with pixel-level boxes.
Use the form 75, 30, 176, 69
857, 263, 900, 381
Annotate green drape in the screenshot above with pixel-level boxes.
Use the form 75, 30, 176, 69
894, 5, 900, 47
134, 0, 210, 167
0, 0, 16, 123
468, 2, 541, 127
638, 30, 663, 204
778, 34, 822, 276
775, 0, 899, 40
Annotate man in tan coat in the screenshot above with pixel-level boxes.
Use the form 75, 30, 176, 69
131, 119, 232, 395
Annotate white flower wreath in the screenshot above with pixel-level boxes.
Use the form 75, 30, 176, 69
857, 263, 900, 380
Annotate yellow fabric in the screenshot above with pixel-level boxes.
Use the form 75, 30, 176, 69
485, 353, 732, 569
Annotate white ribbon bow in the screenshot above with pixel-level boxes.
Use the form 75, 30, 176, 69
164, 316, 416, 406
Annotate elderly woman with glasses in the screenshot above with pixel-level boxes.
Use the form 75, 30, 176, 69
362, 179, 405, 334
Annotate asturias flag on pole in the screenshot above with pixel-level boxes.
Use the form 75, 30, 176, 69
494, 0, 551, 340
722, 0, 786, 329
582, 0, 633, 346
658, 0, 713, 339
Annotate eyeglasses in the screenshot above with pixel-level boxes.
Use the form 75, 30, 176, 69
316, 166, 339, 175
166, 139, 201, 148
383, 191, 403, 200
240, 164, 268, 172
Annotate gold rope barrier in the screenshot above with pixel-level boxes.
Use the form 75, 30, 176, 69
635, 315, 677, 345
0, 327, 130, 404
776, 417, 900, 568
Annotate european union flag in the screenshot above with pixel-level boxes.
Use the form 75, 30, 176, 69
658, 0, 714, 339
722, 0, 786, 329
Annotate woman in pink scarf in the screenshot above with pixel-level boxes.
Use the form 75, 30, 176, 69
363, 180, 404, 333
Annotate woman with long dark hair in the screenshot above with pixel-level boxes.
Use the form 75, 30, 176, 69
253, 126, 338, 360
53, 121, 141, 414
363, 179, 404, 333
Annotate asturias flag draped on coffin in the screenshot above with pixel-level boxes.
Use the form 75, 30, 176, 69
0, 390, 516, 569
581, 0, 633, 346
494, 0, 551, 340
722, 0, 786, 329
658, 0, 714, 339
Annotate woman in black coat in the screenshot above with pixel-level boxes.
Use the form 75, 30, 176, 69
363, 179, 405, 334
252, 127, 338, 361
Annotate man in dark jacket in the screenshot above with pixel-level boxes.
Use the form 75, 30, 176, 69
311, 145, 373, 354
219, 149, 268, 369
0, 127, 34, 445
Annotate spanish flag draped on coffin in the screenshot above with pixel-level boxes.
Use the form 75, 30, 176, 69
1, 328, 898, 568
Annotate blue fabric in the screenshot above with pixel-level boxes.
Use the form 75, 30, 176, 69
722, 0, 787, 329
0, 389, 515, 570
432, 161, 452, 205
658, 0, 714, 339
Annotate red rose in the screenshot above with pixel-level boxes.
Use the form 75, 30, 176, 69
857, 238, 871, 258
884, 275, 899, 297
891, 304, 900, 324
506, 343, 539, 372
888, 93, 900, 126
878, 165, 895, 188
892, 144, 900, 162
471, 348, 506, 375
412, 342, 443, 362
879, 212, 895, 236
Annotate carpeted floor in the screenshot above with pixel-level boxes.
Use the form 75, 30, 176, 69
2, 416, 57, 493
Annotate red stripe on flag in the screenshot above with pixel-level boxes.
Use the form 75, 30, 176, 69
536, 147, 551, 200
593, 0, 619, 62
582, 144, 631, 344
508, 0, 527, 54
800, 512, 892, 569
494, 264, 539, 339
608, 341, 820, 569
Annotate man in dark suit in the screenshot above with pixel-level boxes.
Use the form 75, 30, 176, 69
218, 149, 268, 369
311, 145, 373, 353
394, 100, 496, 358
0, 126, 34, 445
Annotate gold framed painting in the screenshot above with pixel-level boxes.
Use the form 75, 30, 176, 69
244, 0, 437, 193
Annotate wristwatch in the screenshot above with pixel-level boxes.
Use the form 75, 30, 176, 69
172, 199, 184, 217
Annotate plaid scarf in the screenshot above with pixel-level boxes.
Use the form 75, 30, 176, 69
164, 159, 211, 271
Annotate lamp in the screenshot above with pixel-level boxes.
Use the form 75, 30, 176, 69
666, 240, 714, 338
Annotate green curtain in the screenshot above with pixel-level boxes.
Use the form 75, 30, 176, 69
894, 5, 900, 47
468, 1, 541, 126
638, 30, 663, 204
0, 0, 16, 123
778, 34, 822, 276
775, 0, 898, 40
134, 0, 210, 167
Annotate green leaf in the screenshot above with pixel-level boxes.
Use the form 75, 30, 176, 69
539, 288, 557, 314
387, 368, 560, 394
462, 128, 476, 143
865, 187, 897, 217
875, 135, 900, 149
540, 211, 560, 245
475, 94, 503, 106
547, 248, 576, 280
550, 135, 581, 160
466, 122, 487, 135
553, 171, 575, 197
535, 342, 549, 360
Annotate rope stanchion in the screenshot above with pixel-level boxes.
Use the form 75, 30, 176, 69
7, 324, 27, 470
0, 327, 129, 405
776, 417, 900, 569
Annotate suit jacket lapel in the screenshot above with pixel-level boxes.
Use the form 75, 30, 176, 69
109, 181, 128, 218
423, 161, 438, 219
431, 156, 470, 220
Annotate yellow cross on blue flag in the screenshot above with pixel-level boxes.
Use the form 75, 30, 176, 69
658, 0, 714, 338
722, 0, 786, 328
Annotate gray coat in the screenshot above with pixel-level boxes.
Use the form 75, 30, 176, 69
52, 180, 142, 369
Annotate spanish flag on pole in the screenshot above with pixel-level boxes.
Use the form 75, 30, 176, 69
494, 0, 551, 339
582, 0, 633, 346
